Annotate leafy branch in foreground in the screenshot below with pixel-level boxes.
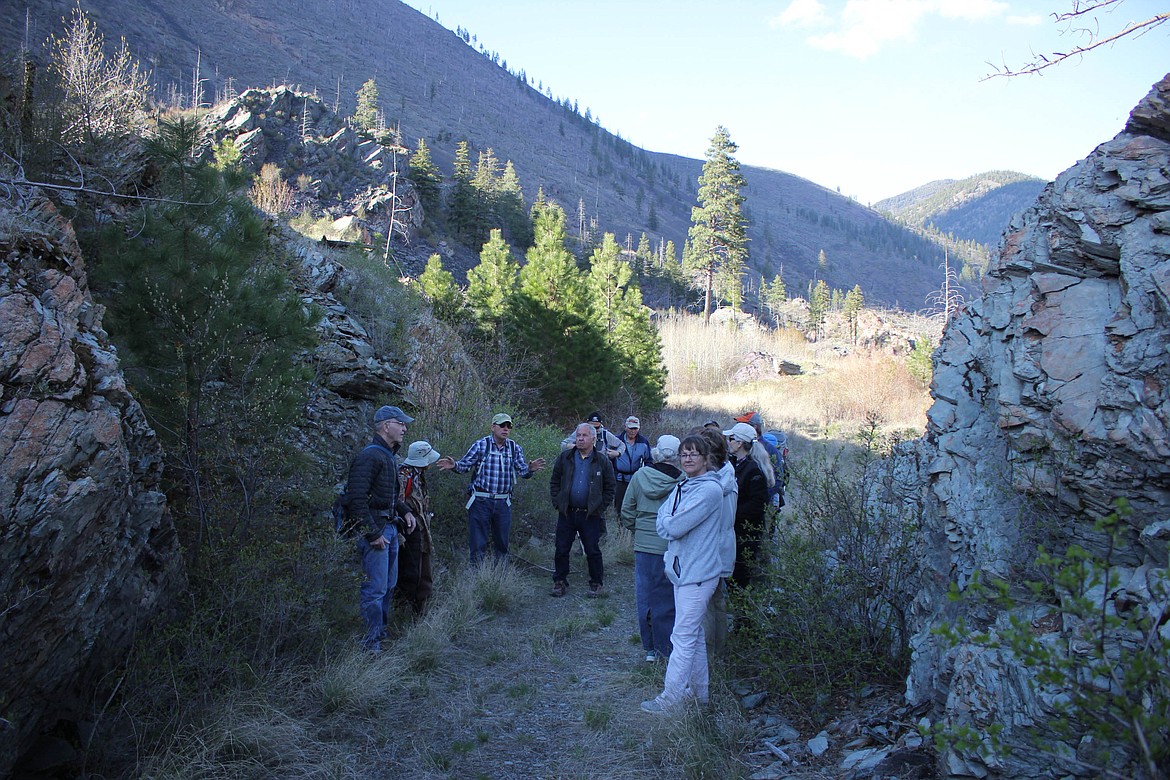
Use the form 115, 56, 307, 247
935, 499, 1169, 779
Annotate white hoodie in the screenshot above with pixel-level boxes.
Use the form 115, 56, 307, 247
715, 460, 739, 578
656, 470, 726, 586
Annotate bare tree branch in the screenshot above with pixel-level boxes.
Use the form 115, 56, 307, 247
984, 1, 1168, 78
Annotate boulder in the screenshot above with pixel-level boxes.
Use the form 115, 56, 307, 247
888, 74, 1170, 778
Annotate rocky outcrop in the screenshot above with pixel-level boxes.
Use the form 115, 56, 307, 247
206, 86, 423, 240
892, 75, 1170, 777
0, 195, 183, 776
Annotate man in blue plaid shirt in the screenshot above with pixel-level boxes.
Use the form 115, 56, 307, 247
437, 412, 546, 563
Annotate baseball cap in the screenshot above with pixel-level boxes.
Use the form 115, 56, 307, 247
653, 434, 681, 461
492, 412, 513, 426
723, 422, 757, 443
586, 411, 603, 424
374, 405, 413, 424
735, 411, 763, 427
625, 416, 640, 428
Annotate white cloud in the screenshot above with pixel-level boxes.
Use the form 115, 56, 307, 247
771, 0, 830, 28
807, 0, 932, 58
795, 0, 1012, 58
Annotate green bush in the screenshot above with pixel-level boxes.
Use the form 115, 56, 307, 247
728, 416, 919, 718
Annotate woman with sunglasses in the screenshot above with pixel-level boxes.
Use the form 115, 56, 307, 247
641, 434, 731, 714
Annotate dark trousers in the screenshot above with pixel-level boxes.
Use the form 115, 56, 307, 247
554, 508, 603, 586
395, 526, 433, 615
614, 478, 631, 513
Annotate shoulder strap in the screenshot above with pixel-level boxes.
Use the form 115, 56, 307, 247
364, 442, 396, 459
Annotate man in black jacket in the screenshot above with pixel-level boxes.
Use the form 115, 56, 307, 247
345, 405, 416, 653
549, 423, 615, 598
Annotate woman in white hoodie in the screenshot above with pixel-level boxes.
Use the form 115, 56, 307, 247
641, 434, 730, 714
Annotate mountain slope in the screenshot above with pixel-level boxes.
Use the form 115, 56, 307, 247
876, 171, 1047, 248
3, 0, 947, 308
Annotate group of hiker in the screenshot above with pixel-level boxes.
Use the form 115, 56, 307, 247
339, 405, 787, 715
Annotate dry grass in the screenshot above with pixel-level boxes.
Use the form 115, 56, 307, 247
656, 309, 933, 449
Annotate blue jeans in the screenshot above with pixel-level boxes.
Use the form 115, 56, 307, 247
358, 532, 399, 651
468, 496, 511, 564
635, 551, 675, 658
554, 509, 603, 586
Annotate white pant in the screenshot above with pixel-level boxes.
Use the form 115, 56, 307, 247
657, 578, 719, 706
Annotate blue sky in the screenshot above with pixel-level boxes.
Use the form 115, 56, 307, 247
401, 0, 1167, 205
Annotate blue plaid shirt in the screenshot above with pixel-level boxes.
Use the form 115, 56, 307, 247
452, 436, 533, 495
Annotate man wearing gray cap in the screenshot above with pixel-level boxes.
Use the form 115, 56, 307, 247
437, 413, 546, 564
343, 405, 417, 653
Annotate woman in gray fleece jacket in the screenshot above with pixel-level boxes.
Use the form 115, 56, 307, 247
641, 434, 730, 714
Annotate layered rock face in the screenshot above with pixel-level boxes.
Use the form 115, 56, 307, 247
896, 75, 1170, 777
0, 197, 183, 776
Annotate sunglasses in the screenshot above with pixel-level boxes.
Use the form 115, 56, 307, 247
495, 422, 513, 428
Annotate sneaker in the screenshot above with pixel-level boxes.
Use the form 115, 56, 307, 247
645, 651, 657, 663
551, 581, 567, 598
586, 582, 604, 598
640, 697, 671, 715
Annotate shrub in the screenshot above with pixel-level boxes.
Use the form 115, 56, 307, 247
250, 162, 295, 216
728, 416, 919, 718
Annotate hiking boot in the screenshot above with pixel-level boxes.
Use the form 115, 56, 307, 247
586, 582, 604, 598
551, 580, 567, 598
645, 651, 657, 663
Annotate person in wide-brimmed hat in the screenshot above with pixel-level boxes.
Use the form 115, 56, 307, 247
396, 440, 442, 616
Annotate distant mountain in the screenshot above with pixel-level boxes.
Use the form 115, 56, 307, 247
2, 0, 949, 308
876, 171, 1048, 248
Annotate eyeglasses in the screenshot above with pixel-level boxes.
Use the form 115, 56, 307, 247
679, 451, 702, 460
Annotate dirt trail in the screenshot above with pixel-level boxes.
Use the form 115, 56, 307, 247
372, 545, 707, 780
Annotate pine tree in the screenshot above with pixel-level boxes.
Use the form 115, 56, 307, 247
497, 160, 532, 247
588, 233, 666, 411
449, 140, 478, 241
93, 118, 317, 545
353, 78, 380, 133
467, 228, 519, 333
686, 126, 748, 322
508, 201, 615, 415
588, 233, 630, 335
760, 272, 788, 325
408, 137, 443, 223
635, 232, 652, 278
417, 253, 464, 325
808, 279, 831, 340
844, 284, 864, 344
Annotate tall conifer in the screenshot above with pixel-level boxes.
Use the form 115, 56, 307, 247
686, 126, 748, 321
508, 201, 614, 414
408, 137, 442, 222
467, 228, 519, 333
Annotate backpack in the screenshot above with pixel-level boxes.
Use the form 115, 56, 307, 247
333, 442, 397, 537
